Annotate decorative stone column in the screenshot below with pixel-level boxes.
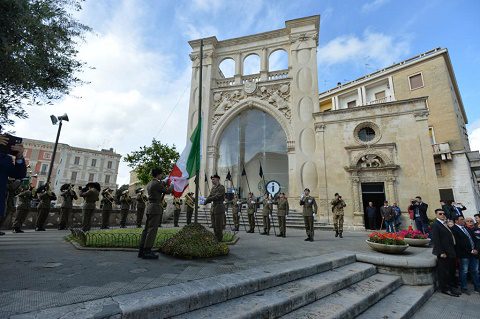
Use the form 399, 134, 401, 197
351, 176, 364, 227
234, 53, 242, 85
260, 47, 269, 81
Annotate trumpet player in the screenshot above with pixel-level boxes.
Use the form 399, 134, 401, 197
79, 183, 100, 232
58, 183, 78, 230
35, 183, 57, 231
119, 190, 132, 228
100, 188, 114, 229
135, 188, 147, 228
13, 184, 34, 233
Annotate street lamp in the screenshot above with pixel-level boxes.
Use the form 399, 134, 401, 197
46, 113, 69, 187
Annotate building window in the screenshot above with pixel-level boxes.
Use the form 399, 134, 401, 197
358, 127, 376, 142
74, 156, 80, 165
409, 73, 424, 90
107, 161, 112, 169
43, 152, 52, 160
347, 100, 357, 108
105, 175, 110, 184
71, 171, 77, 181
88, 173, 94, 182
435, 162, 442, 177
374, 91, 386, 100
40, 164, 48, 175
428, 127, 436, 145
91, 159, 96, 167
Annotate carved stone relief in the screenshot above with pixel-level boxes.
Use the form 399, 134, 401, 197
211, 82, 291, 128
357, 154, 383, 168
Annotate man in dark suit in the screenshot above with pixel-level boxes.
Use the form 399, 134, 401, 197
451, 216, 480, 294
450, 201, 466, 221
431, 208, 460, 296
413, 196, 429, 234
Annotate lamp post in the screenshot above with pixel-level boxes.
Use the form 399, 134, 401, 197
46, 113, 69, 187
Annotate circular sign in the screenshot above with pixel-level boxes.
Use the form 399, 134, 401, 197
244, 81, 257, 94
266, 180, 281, 197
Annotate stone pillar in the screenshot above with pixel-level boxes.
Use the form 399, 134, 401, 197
352, 176, 364, 227
334, 96, 339, 110
357, 87, 363, 106
260, 48, 269, 81
235, 53, 242, 85
361, 86, 367, 105
385, 176, 396, 203
286, 16, 320, 208
315, 123, 329, 221
388, 76, 395, 101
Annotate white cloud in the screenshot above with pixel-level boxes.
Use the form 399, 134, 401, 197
317, 30, 410, 68
361, 0, 390, 13
14, 0, 191, 187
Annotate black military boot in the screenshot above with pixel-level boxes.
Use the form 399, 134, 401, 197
335, 231, 339, 237
142, 250, 159, 259
339, 232, 343, 238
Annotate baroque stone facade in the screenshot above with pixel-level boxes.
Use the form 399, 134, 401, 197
186, 16, 479, 228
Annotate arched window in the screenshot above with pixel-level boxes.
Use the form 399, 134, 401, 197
217, 109, 288, 197
243, 54, 260, 75
218, 58, 235, 78
269, 49, 288, 71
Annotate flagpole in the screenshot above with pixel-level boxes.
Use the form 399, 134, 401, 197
194, 38, 203, 224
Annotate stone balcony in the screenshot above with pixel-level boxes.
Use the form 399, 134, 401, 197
432, 142, 452, 161
216, 69, 290, 88
366, 95, 393, 105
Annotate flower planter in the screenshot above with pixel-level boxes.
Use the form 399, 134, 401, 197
403, 237, 430, 247
366, 240, 409, 254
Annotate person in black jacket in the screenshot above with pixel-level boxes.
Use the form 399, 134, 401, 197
431, 208, 460, 297
412, 196, 429, 234
451, 216, 479, 294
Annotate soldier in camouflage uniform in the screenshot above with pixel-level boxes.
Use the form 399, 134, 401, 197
135, 189, 147, 228
58, 184, 78, 230
173, 197, 183, 227
119, 191, 131, 228
275, 192, 289, 237
246, 192, 257, 233
100, 188, 114, 229
231, 194, 241, 231
300, 188, 317, 242
331, 193, 346, 238
80, 183, 99, 232
204, 174, 225, 242
13, 185, 33, 233
184, 192, 195, 225
35, 183, 56, 231
261, 193, 272, 235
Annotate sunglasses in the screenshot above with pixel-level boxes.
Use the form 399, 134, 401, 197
437, 212, 445, 215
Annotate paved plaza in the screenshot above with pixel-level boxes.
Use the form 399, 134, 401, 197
0, 225, 477, 318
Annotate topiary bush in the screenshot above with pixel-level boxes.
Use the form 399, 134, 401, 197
159, 223, 229, 259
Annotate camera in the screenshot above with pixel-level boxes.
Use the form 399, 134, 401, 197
0, 134, 23, 155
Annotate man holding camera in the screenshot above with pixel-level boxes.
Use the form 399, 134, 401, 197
0, 134, 27, 235
331, 193, 346, 238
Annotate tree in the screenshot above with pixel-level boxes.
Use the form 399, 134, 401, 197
0, 0, 91, 127
124, 139, 180, 185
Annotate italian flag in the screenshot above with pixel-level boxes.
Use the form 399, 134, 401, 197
167, 120, 201, 197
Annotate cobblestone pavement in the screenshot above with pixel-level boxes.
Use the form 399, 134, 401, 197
0, 224, 472, 318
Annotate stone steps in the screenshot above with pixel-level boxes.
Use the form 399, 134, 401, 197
356, 285, 434, 319
172, 262, 377, 319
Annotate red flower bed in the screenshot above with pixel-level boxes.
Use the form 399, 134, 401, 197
397, 229, 428, 239
368, 232, 406, 246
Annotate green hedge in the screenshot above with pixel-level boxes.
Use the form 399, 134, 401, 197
159, 223, 230, 259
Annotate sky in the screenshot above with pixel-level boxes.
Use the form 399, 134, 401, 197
12, 0, 480, 186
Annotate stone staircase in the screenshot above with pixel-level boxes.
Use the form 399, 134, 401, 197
173, 208, 332, 230
18, 252, 433, 318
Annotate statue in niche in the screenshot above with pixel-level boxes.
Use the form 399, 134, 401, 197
358, 154, 383, 168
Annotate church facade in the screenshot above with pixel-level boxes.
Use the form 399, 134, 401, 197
186, 15, 480, 227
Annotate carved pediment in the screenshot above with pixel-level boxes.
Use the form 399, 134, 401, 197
357, 154, 383, 168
